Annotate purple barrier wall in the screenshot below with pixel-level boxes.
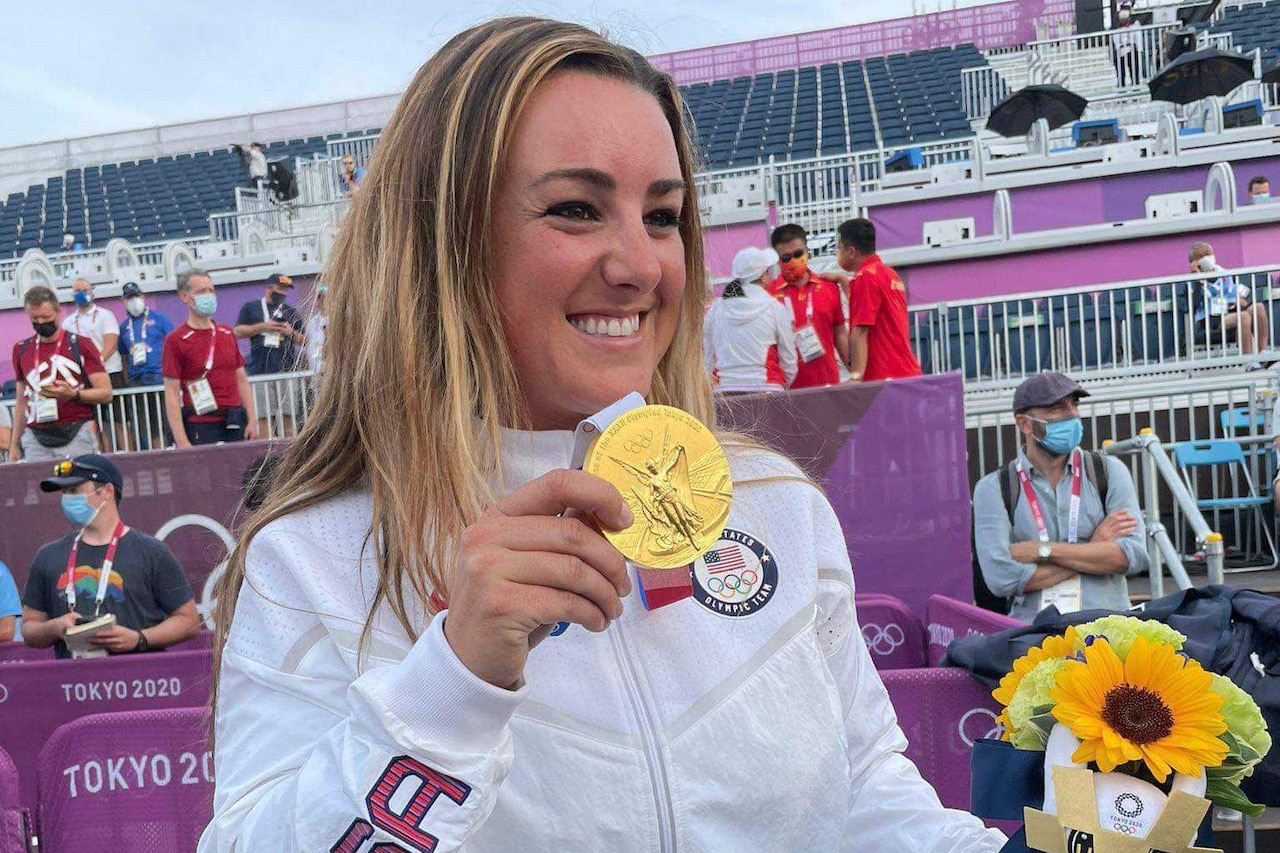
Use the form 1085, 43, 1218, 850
871, 155, 1280, 252
37, 708, 210, 853
717, 374, 973, 619
648, 0, 1074, 85
925, 594, 1025, 667
0, 747, 24, 853
856, 594, 928, 670
899, 220, 1280, 303
881, 667, 1002, 815
703, 218, 772, 280
1, 275, 318, 385
0, 650, 211, 811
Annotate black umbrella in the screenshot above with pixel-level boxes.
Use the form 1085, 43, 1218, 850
1262, 61, 1280, 86
1148, 47, 1255, 104
985, 85, 1088, 137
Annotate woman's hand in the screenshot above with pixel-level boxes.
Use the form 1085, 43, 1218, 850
443, 469, 633, 689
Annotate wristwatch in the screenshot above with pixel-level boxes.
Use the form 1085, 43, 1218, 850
1036, 543, 1053, 564
134, 630, 150, 653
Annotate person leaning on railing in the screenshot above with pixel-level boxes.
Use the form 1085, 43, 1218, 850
973, 372, 1149, 621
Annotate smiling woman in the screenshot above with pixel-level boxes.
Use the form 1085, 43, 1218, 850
200, 16, 1006, 853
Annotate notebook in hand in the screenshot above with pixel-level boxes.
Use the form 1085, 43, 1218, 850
63, 613, 117, 660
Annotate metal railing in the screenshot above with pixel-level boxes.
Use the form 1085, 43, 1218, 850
325, 134, 378, 168
1, 371, 319, 460
1103, 431, 1226, 598
911, 263, 1280, 388
208, 199, 350, 243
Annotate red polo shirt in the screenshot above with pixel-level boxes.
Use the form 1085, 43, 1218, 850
161, 322, 245, 422
769, 271, 845, 388
850, 254, 921, 382
12, 331, 106, 426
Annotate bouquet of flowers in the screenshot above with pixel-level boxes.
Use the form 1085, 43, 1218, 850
987, 615, 1271, 853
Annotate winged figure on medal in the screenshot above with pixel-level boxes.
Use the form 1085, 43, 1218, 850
609, 425, 731, 561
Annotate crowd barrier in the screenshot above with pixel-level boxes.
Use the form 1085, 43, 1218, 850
881, 667, 1002, 817
909, 263, 1280, 386
0, 650, 211, 811
36, 707, 210, 853
0, 747, 25, 853
925, 594, 1025, 666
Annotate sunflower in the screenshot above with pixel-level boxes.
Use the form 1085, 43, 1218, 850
993, 627, 1079, 739
1050, 636, 1228, 782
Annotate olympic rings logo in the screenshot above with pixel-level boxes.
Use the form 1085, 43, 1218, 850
861, 622, 906, 656
0, 684, 8, 705
622, 429, 655, 454
706, 570, 759, 599
958, 707, 1003, 747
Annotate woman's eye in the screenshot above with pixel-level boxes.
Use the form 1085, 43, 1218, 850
645, 208, 681, 229
546, 202, 599, 222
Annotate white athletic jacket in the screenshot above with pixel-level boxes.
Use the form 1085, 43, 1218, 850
200, 429, 1006, 853
703, 283, 798, 392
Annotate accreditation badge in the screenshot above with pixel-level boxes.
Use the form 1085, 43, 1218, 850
187, 377, 217, 415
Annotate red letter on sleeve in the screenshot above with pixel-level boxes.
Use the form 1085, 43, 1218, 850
365, 756, 472, 853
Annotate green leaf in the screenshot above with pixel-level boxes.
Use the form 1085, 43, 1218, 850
1205, 778, 1266, 818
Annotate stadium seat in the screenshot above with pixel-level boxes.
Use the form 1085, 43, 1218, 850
880, 667, 1002, 813
944, 305, 996, 381
36, 708, 211, 853
988, 299, 1050, 377
855, 594, 928, 669
924, 594, 1024, 666
1046, 292, 1118, 371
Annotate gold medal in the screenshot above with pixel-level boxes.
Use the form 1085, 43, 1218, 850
584, 405, 732, 569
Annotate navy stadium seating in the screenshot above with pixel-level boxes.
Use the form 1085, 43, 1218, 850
681, 43, 985, 170
1207, 1, 1280, 69
0, 130, 379, 259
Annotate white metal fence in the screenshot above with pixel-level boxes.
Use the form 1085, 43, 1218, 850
1, 371, 317, 460
910, 263, 1280, 388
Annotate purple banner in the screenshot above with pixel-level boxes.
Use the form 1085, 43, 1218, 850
716, 373, 973, 619
0, 651, 211, 811
649, 0, 1075, 85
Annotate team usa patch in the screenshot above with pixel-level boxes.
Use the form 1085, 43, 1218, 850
690, 528, 777, 618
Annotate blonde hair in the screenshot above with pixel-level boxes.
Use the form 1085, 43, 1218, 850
212, 18, 720, 681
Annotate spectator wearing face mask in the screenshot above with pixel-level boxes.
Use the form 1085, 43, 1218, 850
1190, 241, 1269, 370
703, 247, 797, 394
973, 373, 1146, 620
1248, 176, 1270, 204
118, 282, 174, 450
61, 233, 84, 254
767, 223, 849, 389
234, 273, 306, 438
9, 286, 112, 462
163, 269, 257, 447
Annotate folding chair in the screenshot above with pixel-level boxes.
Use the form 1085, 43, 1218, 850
1173, 440, 1278, 572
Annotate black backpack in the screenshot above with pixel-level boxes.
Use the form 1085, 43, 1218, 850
970, 451, 1111, 614
16, 332, 85, 378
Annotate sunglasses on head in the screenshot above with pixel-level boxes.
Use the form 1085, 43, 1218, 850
53, 460, 103, 480
778, 249, 807, 263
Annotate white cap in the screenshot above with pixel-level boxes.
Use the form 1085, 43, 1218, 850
730, 246, 779, 284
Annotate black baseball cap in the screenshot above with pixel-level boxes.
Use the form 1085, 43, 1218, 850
40, 454, 124, 498
1012, 372, 1090, 413
122, 281, 143, 298
264, 273, 294, 289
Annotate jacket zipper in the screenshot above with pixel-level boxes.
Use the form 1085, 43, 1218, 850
610, 621, 677, 853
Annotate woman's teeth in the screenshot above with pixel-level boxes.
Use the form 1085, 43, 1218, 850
570, 314, 641, 337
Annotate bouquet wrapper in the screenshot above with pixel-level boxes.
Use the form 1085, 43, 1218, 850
971, 734, 1219, 853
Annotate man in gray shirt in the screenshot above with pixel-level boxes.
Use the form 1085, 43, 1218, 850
973, 372, 1148, 621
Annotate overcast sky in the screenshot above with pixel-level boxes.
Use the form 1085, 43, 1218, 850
3, 0, 994, 148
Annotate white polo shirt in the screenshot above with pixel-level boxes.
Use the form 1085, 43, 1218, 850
63, 305, 123, 374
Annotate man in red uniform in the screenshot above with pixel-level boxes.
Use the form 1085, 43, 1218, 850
837, 218, 922, 383
162, 269, 257, 447
767, 224, 848, 388
8, 285, 113, 461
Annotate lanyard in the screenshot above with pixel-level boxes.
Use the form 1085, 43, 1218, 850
64, 521, 127, 615
786, 283, 817, 326
129, 309, 149, 345
1015, 449, 1083, 544
197, 325, 219, 377
74, 306, 96, 337
261, 298, 271, 325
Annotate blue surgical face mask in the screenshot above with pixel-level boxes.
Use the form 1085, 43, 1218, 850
73, 290, 93, 307
61, 491, 102, 527
1029, 415, 1084, 457
1253, 193, 1270, 204
192, 293, 218, 317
